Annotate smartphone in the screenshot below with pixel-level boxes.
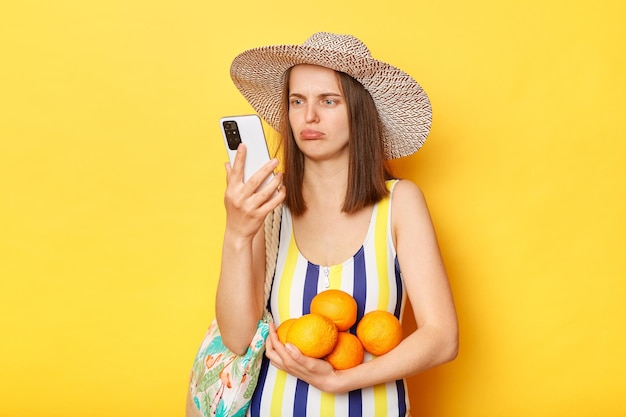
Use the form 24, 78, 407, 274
220, 114, 274, 188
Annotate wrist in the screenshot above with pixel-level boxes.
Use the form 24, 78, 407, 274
222, 227, 256, 250
323, 369, 353, 394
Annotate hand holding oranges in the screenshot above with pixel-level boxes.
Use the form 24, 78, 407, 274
284, 313, 338, 358
275, 289, 403, 370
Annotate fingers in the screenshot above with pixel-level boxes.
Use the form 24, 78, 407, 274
233, 142, 247, 171
260, 172, 286, 205
226, 143, 282, 197
284, 342, 303, 361
225, 143, 246, 183
245, 158, 279, 193
267, 325, 336, 393
266, 323, 292, 369
267, 322, 309, 371
223, 143, 285, 238
239, 161, 285, 211
265, 324, 283, 368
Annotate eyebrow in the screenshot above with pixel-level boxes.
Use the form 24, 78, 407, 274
288, 92, 343, 99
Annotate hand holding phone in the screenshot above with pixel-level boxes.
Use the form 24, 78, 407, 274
220, 114, 274, 190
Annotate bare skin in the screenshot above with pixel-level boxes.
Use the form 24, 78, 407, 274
216, 64, 458, 388
215, 144, 285, 355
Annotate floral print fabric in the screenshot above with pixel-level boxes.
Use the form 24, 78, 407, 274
189, 313, 270, 417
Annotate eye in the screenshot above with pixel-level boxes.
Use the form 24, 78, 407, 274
290, 98, 304, 106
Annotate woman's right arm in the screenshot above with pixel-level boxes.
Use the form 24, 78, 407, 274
215, 144, 285, 355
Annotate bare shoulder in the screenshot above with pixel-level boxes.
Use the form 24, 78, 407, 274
391, 179, 430, 219
389, 179, 437, 243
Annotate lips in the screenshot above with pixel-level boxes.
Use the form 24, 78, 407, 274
300, 129, 325, 140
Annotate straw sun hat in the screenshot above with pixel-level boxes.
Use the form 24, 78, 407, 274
230, 32, 432, 159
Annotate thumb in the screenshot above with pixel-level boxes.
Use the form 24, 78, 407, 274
285, 343, 303, 359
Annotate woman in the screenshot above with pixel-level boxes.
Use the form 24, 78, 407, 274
216, 32, 458, 416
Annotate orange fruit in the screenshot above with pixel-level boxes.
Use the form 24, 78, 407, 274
310, 289, 358, 331
325, 332, 364, 370
286, 313, 338, 358
356, 310, 403, 356
276, 318, 297, 344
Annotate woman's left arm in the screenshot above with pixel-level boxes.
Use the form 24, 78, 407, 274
389, 179, 459, 367
265, 180, 458, 393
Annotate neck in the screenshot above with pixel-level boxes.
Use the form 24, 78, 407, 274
301, 160, 348, 210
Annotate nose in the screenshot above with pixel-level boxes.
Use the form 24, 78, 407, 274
304, 103, 319, 123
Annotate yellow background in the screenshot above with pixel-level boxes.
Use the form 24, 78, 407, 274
1, 0, 624, 416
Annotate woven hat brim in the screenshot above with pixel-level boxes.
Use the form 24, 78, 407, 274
231, 44, 432, 159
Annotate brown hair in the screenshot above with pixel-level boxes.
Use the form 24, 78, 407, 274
279, 68, 391, 216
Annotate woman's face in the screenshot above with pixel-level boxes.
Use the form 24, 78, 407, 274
288, 64, 350, 163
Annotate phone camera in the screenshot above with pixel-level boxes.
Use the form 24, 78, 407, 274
223, 120, 241, 150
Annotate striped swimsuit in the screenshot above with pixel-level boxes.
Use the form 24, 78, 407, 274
249, 180, 409, 417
